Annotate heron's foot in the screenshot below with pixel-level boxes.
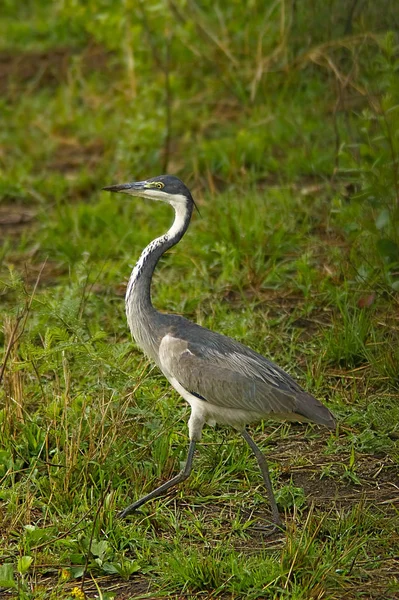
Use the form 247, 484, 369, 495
252, 520, 286, 537
117, 502, 144, 519
118, 440, 197, 520
241, 508, 285, 536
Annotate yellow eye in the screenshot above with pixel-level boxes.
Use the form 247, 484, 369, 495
155, 182, 164, 189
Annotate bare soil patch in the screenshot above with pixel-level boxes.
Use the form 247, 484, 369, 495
0, 44, 115, 95
0, 205, 36, 236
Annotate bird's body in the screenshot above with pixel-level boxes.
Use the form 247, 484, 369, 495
142, 314, 332, 438
104, 175, 335, 527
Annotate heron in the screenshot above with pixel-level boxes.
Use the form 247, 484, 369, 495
103, 175, 335, 528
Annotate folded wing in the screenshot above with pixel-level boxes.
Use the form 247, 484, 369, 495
159, 329, 335, 428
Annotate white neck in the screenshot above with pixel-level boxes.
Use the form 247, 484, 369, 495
125, 197, 192, 320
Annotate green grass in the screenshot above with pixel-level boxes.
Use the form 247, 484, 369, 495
1, 2, 399, 599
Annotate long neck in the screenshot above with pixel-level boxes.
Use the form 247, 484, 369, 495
126, 200, 193, 322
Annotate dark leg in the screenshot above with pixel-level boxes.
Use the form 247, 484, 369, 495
118, 440, 196, 519
241, 429, 283, 528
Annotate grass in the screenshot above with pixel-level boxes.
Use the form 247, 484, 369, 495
1, 1, 399, 599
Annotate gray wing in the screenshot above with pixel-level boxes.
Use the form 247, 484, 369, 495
158, 325, 335, 427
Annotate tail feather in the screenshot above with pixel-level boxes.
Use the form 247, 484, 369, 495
294, 392, 336, 429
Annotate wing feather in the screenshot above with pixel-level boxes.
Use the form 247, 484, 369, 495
159, 333, 306, 419
157, 320, 335, 428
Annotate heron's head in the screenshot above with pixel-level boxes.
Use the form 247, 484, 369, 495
103, 174, 195, 209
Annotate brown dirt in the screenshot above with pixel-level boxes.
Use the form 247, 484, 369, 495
0, 205, 36, 236
276, 436, 398, 512
0, 44, 115, 95
48, 138, 104, 176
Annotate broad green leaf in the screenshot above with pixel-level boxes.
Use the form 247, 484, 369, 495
17, 555, 33, 575
0, 564, 16, 588
375, 208, 390, 230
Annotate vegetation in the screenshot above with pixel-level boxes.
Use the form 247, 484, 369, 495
1, 1, 398, 598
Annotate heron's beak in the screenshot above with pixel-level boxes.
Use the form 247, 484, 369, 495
102, 181, 146, 194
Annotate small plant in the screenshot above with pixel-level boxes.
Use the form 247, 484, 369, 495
0, 563, 16, 590
341, 445, 361, 485
338, 32, 399, 293
323, 292, 373, 368
275, 481, 306, 511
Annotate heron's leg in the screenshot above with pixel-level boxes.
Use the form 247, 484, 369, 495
118, 440, 196, 519
241, 429, 283, 527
